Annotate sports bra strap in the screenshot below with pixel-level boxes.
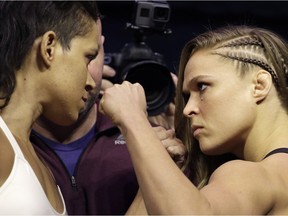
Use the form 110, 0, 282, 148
0, 116, 24, 157
263, 148, 288, 159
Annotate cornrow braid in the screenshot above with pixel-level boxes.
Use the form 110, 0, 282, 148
263, 39, 288, 86
213, 33, 281, 89
280, 57, 288, 85
218, 35, 264, 48
216, 53, 280, 89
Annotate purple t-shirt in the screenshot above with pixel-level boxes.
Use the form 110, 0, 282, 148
33, 125, 96, 176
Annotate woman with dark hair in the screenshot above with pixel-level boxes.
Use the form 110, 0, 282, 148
0, 1, 100, 214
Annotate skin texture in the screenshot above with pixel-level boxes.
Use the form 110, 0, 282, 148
100, 44, 288, 215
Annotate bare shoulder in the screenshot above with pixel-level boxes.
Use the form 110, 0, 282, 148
201, 157, 288, 214
260, 153, 288, 214
207, 159, 270, 196
210, 159, 267, 180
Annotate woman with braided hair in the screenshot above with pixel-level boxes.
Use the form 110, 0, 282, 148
100, 25, 288, 215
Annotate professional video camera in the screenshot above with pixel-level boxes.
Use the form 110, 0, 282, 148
104, 0, 175, 116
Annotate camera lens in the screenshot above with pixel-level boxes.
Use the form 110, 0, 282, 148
122, 61, 175, 116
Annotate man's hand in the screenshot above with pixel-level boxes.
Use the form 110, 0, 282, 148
100, 65, 116, 95
153, 126, 186, 168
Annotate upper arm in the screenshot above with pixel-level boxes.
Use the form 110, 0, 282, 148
199, 160, 274, 215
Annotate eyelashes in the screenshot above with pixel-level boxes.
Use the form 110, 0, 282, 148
87, 54, 97, 62
197, 82, 208, 92
182, 82, 208, 104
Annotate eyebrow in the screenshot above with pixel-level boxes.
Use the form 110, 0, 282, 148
184, 75, 212, 91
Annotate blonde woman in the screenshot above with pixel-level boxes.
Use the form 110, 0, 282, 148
100, 25, 288, 215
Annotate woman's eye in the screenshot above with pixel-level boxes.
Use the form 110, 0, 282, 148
197, 82, 208, 91
87, 54, 97, 62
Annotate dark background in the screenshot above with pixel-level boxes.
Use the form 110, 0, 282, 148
98, 1, 288, 73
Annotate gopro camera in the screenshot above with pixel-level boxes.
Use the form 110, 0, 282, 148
133, 0, 171, 31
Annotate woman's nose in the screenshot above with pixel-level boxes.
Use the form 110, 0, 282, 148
183, 95, 200, 117
85, 72, 96, 92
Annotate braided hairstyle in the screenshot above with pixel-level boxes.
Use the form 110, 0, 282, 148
174, 25, 288, 187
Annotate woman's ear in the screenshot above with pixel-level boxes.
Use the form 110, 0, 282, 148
40, 31, 57, 67
253, 69, 272, 102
